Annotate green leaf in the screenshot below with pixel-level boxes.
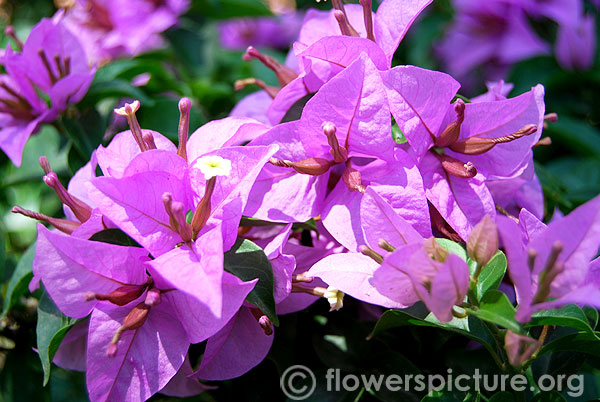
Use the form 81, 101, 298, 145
137, 97, 206, 142
2, 242, 36, 317
435, 238, 468, 261
474, 252, 507, 300
539, 331, 600, 358
61, 108, 107, 161
392, 122, 407, 144
368, 308, 501, 367
82, 79, 154, 106
224, 238, 278, 326
190, 0, 271, 19
466, 290, 521, 333
36, 292, 78, 386
526, 304, 597, 335
164, 27, 206, 73
0, 229, 5, 278
544, 157, 600, 207
452, 94, 472, 103
543, 116, 600, 157
584, 307, 598, 329
530, 391, 567, 402
88, 229, 142, 248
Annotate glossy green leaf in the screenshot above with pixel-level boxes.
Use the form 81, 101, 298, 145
36, 292, 78, 386
190, 0, 271, 19
584, 307, 598, 329
539, 331, 600, 358
368, 308, 501, 367
435, 238, 468, 261
466, 290, 521, 333
82, 79, 154, 106
474, 252, 507, 300
2, 242, 35, 317
392, 122, 407, 144
224, 238, 278, 326
526, 304, 597, 335
543, 116, 600, 157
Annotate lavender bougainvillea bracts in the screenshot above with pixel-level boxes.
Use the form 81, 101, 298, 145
0, 12, 96, 166
61, 0, 190, 64
497, 196, 600, 322
7, 0, 600, 401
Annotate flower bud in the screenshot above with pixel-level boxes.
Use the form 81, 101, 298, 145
435, 153, 477, 178
504, 330, 540, 368
114, 100, 147, 152
358, 245, 383, 264
258, 315, 273, 336
423, 237, 449, 263
11, 206, 80, 234
435, 99, 465, 148
85, 284, 146, 306
177, 98, 191, 160
270, 157, 333, 176
234, 78, 279, 99
324, 287, 344, 311
243, 46, 298, 87
342, 163, 364, 193
42, 171, 92, 223
449, 124, 538, 155
467, 215, 498, 267
359, 0, 375, 41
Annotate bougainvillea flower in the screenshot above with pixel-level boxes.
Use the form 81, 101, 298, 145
245, 55, 430, 249
307, 251, 406, 309
219, 13, 303, 50
321, 149, 431, 251
555, 13, 597, 71
383, 66, 545, 180
190, 307, 274, 381
89, 143, 277, 256
295, 0, 433, 64
306, 188, 424, 309
277, 222, 345, 314
34, 225, 255, 402
235, 0, 432, 125
244, 121, 330, 222
497, 195, 600, 322
62, 0, 190, 64
372, 207, 496, 321
192, 223, 343, 381
436, 0, 549, 81
0, 12, 95, 165
384, 65, 544, 238
373, 240, 470, 322
486, 161, 544, 220
419, 151, 495, 241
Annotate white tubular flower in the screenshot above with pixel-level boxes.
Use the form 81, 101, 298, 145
324, 287, 344, 311
193, 155, 232, 180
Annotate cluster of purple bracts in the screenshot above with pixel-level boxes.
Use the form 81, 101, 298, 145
6, 0, 600, 401
0, 0, 189, 166
0, 12, 96, 166
437, 0, 597, 84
